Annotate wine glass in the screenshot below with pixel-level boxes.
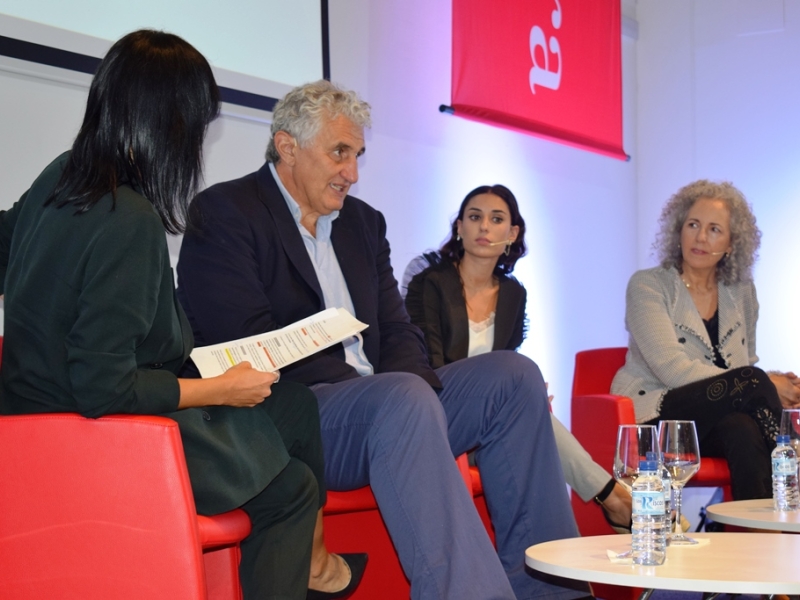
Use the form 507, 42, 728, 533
780, 409, 800, 456
611, 425, 658, 558
614, 424, 659, 493
780, 409, 800, 482
658, 420, 700, 545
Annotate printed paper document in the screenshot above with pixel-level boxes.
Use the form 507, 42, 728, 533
190, 307, 368, 378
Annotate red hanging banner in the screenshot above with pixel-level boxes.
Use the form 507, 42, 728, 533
451, 0, 626, 160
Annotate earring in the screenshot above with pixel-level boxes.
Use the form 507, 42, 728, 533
456, 234, 461, 241
504, 241, 511, 256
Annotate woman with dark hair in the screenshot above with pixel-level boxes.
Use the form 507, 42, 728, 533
403, 184, 632, 532
0, 30, 356, 600
612, 179, 800, 501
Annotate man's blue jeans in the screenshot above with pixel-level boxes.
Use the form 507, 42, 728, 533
312, 351, 588, 600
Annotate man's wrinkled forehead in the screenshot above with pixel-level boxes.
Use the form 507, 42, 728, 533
309, 113, 366, 154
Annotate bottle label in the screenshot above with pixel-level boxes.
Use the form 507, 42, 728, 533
632, 490, 665, 515
773, 457, 797, 476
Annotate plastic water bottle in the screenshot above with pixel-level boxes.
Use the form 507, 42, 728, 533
649, 450, 670, 548
631, 456, 667, 565
772, 434, 799, 511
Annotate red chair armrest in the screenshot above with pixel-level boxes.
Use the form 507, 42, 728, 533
469, 466, 483, 495
197, 509, 252, 549
324, 487, 379, 515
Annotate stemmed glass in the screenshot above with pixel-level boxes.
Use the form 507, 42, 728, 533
780, 409, 800, 456
658, 420, 700, 545
613, 424, 659, 493
780, 409, 800, 482
612, 425, 659, 558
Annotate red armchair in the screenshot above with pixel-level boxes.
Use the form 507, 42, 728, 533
0, 413, 251, 600
0, 324, 484, 600
0, 413, 478, 600
322, 454, 475, 599
570, 347, 732, 538
569, 347, 731, 600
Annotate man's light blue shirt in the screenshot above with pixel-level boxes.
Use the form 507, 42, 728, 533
269, 162, 374, 376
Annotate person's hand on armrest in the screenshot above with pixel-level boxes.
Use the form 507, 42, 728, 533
768, 371, 800, 408
785, 371, 800, 388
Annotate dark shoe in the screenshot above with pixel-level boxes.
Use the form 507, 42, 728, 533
306, 553, 368, 600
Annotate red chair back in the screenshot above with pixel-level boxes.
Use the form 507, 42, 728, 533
570, 347, 732, 529
0, 334, 249, 600
571, 348, 635, 486
571, 347, 628, 398
569, 346, 732, 600
0, 414, 207, 600
569, 347, 642, 600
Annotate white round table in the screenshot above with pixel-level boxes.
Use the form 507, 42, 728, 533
525, 532, 800, 596
706, 498, 800, 532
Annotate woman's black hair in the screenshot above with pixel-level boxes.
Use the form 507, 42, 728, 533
46, 29, 220, 234
438, 184, 527, 275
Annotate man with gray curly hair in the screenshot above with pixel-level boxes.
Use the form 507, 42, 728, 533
178, 80, 586, 600
264, 81, 372, 165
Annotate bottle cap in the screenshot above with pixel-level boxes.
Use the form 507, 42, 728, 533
639, 459, 658, 472
777, 434, 791, 445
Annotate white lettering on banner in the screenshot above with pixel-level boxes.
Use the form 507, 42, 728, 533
529, 0, 562, 93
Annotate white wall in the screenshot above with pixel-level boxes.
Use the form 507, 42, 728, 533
4, 0, 795, 527
0, 65, 88, 206
0, 1, 642, 430
0, 58, 277, 295
635, 0, 800, 522
636, 0, 800, 372
326, 0, 638, 427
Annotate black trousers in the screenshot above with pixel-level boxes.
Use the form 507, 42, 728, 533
240, 458, 318, 600
239, 383, 327, 600
647, 366, 782, 500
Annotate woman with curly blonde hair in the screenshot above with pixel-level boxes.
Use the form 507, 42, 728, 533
611, 179, 800, 501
